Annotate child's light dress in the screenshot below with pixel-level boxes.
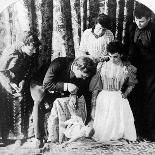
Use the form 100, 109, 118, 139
64, 115, 86, 139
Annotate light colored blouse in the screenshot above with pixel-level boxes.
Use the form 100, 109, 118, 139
99, 61, 137, 91
77, 28, 114, 60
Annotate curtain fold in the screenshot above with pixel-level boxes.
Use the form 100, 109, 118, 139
70, 0, 81, 57
107, 0, 117, 35
115, 0, 125, 41
0, 0, 138, 60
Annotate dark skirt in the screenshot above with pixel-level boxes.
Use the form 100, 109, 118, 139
135, 68, 155, 140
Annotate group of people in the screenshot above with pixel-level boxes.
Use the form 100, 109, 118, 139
0, 3, 155, 150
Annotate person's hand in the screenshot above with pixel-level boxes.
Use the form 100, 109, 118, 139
45, 102, 50, 109
9, 72, 15, 79
18, 80, 25, 91
10, 82, 20, 93
122, 93, 127, 99
67, 83, 78, 94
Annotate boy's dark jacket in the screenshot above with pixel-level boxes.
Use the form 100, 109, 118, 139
0, 49, 32, 85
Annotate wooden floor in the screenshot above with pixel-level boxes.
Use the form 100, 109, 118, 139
1, 138, 155, 155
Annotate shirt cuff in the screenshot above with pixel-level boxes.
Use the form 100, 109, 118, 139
64, 83, 68, 91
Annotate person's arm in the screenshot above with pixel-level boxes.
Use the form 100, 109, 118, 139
91, 90, 99, 120
2, 52, 24, 94
77, 78, 93, 124
122, 64, 138, 98
43, 59, 79, 94
8, 51, 31, 81
105, 29, 114, 45
5, 52, 21, 82
6, 52, 20, 75
43, 60, 64, 92
77, 29, 89, 57
96, 30, 114, 63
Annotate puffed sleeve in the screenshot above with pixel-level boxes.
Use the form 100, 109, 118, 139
89, 62, 103, 92
5, 53, 19, 72
105, 29, 114, 44
126, 63, 138, 87
43, 59, 64, 92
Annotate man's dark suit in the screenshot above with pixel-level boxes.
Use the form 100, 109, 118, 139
32, 57, 94, 140
43, 57, 93, 121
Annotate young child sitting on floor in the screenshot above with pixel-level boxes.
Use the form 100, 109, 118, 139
42, 95, 94, 152
61, 100, 94, 148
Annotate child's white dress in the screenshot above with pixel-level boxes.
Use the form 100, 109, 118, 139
93, 61, 137, 142
64, 115, 85, 138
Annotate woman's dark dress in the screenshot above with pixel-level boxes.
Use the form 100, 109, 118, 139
128, 21, 155, 140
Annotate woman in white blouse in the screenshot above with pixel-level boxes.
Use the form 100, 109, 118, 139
78, 13, 114, 63
90, 40, 137, 142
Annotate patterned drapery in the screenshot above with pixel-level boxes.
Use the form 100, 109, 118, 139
0, 0, 139, 62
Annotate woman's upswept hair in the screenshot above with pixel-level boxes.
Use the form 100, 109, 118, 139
92, 13, 111, 31
107, 40, 125, 55
134, 4, 152, 19
73, 56, 96, 76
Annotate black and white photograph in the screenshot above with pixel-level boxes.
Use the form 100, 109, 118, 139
0, 0, 155, 154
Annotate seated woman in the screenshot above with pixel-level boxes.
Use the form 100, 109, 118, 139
77, 13, 114, 63
90, 40, 137, 142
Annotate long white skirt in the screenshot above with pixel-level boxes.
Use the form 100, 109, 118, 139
93, 90, 137, 142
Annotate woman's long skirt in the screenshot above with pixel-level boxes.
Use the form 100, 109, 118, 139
136, 68, 155, 140
93, 90, 137, 142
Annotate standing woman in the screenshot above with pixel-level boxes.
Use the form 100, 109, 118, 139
90, 41, 137, 142
78, 13, 114, 63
